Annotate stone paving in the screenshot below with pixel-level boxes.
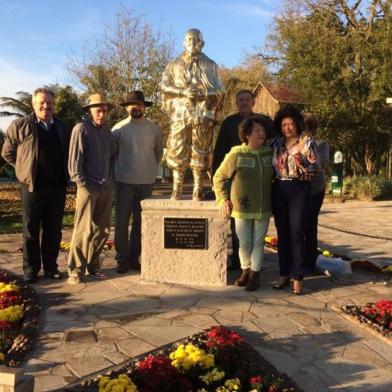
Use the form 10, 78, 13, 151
0, 201, 391, 391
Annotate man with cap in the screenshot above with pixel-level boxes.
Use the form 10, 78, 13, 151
1, 87, 70, 283
112, 91, 163, 273
67, 94, 115, 284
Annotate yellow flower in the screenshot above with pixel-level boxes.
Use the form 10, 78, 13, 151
98, 374, 138, 392
0, 305, 24, 322
0, 353, 4, 362
199, 368, 225, 385
0, 283, 19, 293
170, 343, 214, 371
215, 378, 241, 391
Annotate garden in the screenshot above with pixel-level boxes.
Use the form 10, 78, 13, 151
340, 300, 392, 339
0, 269, 40, 367
60, 326, 300, 392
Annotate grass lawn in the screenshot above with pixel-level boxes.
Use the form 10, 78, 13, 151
0, 200, 115, 234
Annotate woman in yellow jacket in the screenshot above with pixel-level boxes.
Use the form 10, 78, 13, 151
213, 116, 273, 290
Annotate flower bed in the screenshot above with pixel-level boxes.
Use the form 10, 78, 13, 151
0, 269, 41, 366
341, 300, 392, 338
60, 326, 300, 392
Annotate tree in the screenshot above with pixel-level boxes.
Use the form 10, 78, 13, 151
0, 91, 32, 118
50, 84, 84, 130
218, 57, 271, 121
67, 6, 174, 136
263, 0, 392, 175
0, 85, 83, 131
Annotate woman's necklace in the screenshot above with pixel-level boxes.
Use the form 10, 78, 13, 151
284, 137, 298, 150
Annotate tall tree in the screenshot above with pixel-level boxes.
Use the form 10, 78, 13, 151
263, 0, 392, 175
50, 84, 84, 130
218, 57, 271, 120
68, 6, 174, 136
0, 91, 32, 118
0, 85, 83, 130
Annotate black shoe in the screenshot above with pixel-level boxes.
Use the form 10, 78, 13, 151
24, 274, 38, 284
88, 269, 107, 280
273, 277, 290, 289
129, 260, 141, 271
116, 263, 129, 274
44, 270, 63, 279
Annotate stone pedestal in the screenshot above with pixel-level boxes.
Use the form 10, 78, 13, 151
141, 197, 230, 286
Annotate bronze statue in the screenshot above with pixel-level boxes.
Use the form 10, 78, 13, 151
161, 28, 224, 200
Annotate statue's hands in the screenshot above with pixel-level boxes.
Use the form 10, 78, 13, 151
182, 86, 204, 100
219, 200, 233, 218
202, 117, 215, 128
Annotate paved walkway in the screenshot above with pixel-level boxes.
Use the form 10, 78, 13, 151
0, 201, 391, 391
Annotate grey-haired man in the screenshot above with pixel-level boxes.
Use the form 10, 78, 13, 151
1, 87, 70, 283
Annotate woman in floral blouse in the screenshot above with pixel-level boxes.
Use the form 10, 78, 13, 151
271, 105, 319, 295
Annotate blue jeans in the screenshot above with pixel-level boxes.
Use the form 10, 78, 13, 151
114, 182, 153, 265
234, 218, 270, 272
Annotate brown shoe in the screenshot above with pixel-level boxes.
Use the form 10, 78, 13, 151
245, 270, 260, 291
234, 268, 250, 286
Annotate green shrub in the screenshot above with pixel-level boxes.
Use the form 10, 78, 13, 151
342, 176, 392, 200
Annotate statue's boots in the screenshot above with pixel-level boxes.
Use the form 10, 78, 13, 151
171, 170, 184, 200
192, 170, 204, 201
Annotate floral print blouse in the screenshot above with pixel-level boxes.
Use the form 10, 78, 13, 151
272, 134, 320, 180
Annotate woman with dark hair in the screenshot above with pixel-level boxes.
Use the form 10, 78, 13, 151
271, 105, 319, 294
302, 112, 329, 274
214, 116, 273, 291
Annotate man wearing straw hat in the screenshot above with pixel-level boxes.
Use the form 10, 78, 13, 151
67, 94, 115, 284
112, 91, 163, 273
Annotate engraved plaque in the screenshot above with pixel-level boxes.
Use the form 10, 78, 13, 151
164, 218, 208, 249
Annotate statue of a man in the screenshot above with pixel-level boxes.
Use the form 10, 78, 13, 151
161, 28, 224, 200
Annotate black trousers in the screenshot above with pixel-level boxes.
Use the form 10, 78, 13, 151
21, 186, 66, 276
272, 180, 310, 281
114, 182, 153, 265
305, 190, 325, 272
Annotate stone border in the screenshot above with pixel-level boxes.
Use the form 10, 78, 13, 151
331, 305, 392, 346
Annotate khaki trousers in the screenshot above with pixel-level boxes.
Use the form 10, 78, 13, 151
68, 185, 113, 277
166, 120, 213, 171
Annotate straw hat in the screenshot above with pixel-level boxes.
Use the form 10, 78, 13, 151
83, 94, 114, 109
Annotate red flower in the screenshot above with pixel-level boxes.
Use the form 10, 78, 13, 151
0, 291, 21, 309
0, 321, 16, 329
134, 354, 190, 392
249, 375, 263, 385
206, 326, 244, 348
268, 386, 278, 392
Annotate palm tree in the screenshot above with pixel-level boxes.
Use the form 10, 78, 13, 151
0, 91, 32, 118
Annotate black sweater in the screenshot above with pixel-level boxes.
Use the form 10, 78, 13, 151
34, 123, 66, 188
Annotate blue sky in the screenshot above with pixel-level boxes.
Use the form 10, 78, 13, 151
0, 0, 280, 130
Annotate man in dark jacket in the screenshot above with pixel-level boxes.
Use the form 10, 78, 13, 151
1, 87, 70, 283
212, 89, 272, 270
